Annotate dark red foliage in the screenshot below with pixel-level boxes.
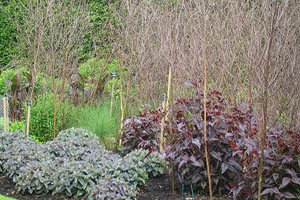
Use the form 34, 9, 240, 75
119, 105, 166, 153
119, 82, 300, 199
4, 71, 33, 122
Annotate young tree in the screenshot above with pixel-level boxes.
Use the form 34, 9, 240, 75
8, 0, 92, 136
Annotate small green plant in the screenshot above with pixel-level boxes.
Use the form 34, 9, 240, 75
9, 120, 25, 133
76, 101, 120, 149
24, 93, 76, 143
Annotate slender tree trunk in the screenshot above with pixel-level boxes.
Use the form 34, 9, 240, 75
202, 15, 213, 200
258, 10, 275, 199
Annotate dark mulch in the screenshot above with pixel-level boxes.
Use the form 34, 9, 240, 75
0, 171, 232, 200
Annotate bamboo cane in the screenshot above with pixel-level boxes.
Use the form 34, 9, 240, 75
110, 77, 116, 115
3, 97, 7, 133
159, 94, 166, 153
25, 101, 31, 136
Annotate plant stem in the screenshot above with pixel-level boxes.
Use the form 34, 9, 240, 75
258, 9, 275, 199
202, 14, 213, 200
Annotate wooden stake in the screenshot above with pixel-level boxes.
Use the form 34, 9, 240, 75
160, 94, 166, 153
25, 102, 31, 136
3, 97, 7, 133
110, 78, 116, 115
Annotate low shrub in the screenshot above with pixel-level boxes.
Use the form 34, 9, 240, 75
0, 131, 40, 173
16, 160, 56, 194
0, 134, 42, 181
88, 177, 137, 200
120, 105, 165, 152
124, 149, 167, 178
0, 128, 167, 199
237, 126, 300, 199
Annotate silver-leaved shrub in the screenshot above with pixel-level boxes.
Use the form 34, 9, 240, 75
0, 128, 167, 199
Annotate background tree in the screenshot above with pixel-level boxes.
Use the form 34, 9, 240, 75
0, 1, 18, 68
114, 0, 299, 131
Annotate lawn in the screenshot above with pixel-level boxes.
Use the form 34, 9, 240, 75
0, 194, 16, 200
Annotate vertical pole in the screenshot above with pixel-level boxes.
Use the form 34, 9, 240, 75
25, 101, 31, 135
160, 65, 172, 153
160, 94, 166, 153
110, 77, 115, 115
3, 97, 7, 132
166, 65, 172, 112
110, 72, 117, 115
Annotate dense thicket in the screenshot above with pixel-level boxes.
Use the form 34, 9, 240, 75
0, 0, 117, 69
114, 0, 299, 131
0, 1, 17, 68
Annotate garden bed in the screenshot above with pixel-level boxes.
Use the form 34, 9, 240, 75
0, 172, 233, 200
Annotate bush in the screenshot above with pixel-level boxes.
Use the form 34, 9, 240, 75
120, 105, 165, 152
124, 149, 167, 178
9, 120, 25, 133
76, 102, 120, 149
88, 177, 137, 200
0, 128, 167, 199
0, 131, 42, 180
24, 93, 76, 143
119, 82, 300, 199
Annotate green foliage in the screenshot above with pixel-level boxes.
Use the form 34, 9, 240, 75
0, 1, 17, 68
78, 58, 124, 97
1, 0, 121, 68
0, 116, 25, 133
0, 194, 16, 200
0, 128, 166, 199
78, 58, 105, 78
9, 119, 25, 133
0, 67, 45, 96
24, 93, 76, 143
0, 68, 16, 96
0, 67, 45, 123
24, 94, 59, 143
75, 101, 120, 149
81, 0, 120, 61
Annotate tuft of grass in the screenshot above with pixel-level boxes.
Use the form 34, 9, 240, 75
76, 101, 121, 149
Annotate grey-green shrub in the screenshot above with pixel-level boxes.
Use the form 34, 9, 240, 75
0, 128, 167, 199
0, 131, 42, 176
88, 177, 138, 200
16, 160, 56, 194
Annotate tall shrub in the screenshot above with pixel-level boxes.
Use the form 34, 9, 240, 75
119, 82, 300, 199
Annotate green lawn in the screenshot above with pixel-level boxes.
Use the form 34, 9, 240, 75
0, 194, 16, 200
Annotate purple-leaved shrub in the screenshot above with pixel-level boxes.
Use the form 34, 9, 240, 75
119, 81, 300, 199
